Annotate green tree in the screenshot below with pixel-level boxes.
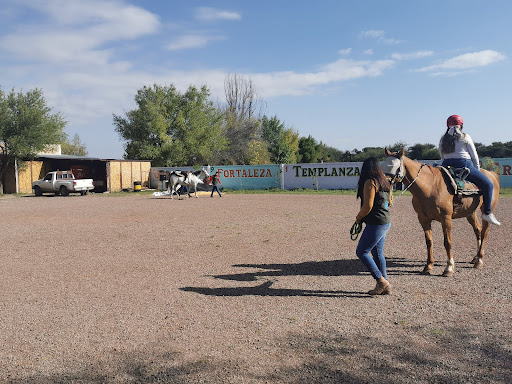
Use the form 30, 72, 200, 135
0, 88, 66, 193
481, 156, 501, 173
61, 133, 88, 156
351, 147, 385, 161
113, 84, 226, 167
246, 139, 271, 165
261, 115, 299, 164
298, 135, 320, 163
281, 128, 300, 164
407, 143, 439, 160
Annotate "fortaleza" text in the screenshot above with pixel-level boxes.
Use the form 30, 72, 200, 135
292, 165, 360, 177
218, 168, 273, 178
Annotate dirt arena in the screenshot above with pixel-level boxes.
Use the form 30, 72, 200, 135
1, 192, 511, 383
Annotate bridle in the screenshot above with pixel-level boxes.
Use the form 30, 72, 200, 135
388, 156, 405, 185
384, 155, 426, 198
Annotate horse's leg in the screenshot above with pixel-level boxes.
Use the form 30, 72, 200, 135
466, 211, 484, 268
474, 219, 490, 269
441, 216, 455, 277
419, 219, 435, 275
168, 181, 174, 200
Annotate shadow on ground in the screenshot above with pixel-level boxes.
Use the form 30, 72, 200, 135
179, 257, 426, 298
8, 325, 510, 384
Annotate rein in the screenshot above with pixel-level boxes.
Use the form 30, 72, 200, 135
350, 221, 363, 241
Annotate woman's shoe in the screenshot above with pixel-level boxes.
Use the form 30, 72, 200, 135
367, 280, 392, 295
482, 213, 501, 226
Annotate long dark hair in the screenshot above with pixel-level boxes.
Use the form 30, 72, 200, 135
440, 125, 466, 155
440, 130, 456, 155
357, 157, 390, 200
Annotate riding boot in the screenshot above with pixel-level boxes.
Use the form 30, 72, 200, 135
367, 277, 392, 295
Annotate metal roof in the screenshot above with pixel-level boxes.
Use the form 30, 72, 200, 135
35, 154, 103, 161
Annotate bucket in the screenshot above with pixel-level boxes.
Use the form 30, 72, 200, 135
134, 181, 142, 192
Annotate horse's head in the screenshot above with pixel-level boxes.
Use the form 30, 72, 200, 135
200, 167, 210, 178
382, 148, 406, 185
197, 167, 210, 183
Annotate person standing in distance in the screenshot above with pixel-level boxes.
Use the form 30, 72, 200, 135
439, 115, 500, 225
355, 157, 393, 295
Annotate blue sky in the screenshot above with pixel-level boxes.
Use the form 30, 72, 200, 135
1, 0, 510, 159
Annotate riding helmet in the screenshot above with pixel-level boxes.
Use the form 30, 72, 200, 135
447, 115, 463, 127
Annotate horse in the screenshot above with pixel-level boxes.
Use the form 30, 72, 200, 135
382, 148, 500, 276
167, 168, 210, 199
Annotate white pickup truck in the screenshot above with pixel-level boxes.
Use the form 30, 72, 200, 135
32, 170, 94, 196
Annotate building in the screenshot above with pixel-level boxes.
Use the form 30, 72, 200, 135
3, 154, 151, 194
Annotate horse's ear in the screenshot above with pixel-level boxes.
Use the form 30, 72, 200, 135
399, 148, 405, 158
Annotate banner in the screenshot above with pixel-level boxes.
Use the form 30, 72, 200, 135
209, 165, 281, 190
282, 162, 363, 190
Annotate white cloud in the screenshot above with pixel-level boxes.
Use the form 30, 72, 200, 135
166, 34, 225, 50
417, 50, 505, 72
0, 0, 160, 64
251, 58, 395, 98
363, 49, 374, 55
359, 30, 384, 39
391, 50, 434, 60
338, 48, 352, 55
195, 7, 242, 21
359, 30, 401, 44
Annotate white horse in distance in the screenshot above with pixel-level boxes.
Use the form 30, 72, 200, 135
167, 168, 210, 199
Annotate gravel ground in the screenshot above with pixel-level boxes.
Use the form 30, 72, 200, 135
0, 192, 510, 383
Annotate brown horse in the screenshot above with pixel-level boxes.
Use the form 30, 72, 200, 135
382, 148, 500, 276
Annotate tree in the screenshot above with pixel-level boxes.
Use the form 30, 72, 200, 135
316, 142, 345, 162
0, 88, 67, 193
281, 128, 300, 164
261, 115, 299, 164
113, 84, 226, 167
246, 139, 271, 165
298, 135, 320, 163
407, 143, 439, 160
220, 74, 265, 164
61, 134, 88, 156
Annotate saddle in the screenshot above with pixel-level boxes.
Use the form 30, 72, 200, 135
437, 165, 480, 198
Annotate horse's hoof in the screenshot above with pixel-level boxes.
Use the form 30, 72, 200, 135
442, 270, 454, 277
473, 261, 484, 269
421, 268, 432, 275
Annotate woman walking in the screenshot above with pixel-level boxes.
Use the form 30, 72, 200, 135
355, 157, 392, 295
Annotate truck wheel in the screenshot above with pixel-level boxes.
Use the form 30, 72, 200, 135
34, 186, 42, 196
80, 191, 88, 196
60, 186, 69, 196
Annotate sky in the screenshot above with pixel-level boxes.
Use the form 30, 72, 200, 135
0, 0, 510, 159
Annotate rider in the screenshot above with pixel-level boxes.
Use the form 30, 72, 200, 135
439, 115, 500, 226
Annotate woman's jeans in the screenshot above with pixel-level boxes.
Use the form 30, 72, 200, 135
356, 223, 391, 280
211, 185, 222, 197
442, 158, 494, 214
